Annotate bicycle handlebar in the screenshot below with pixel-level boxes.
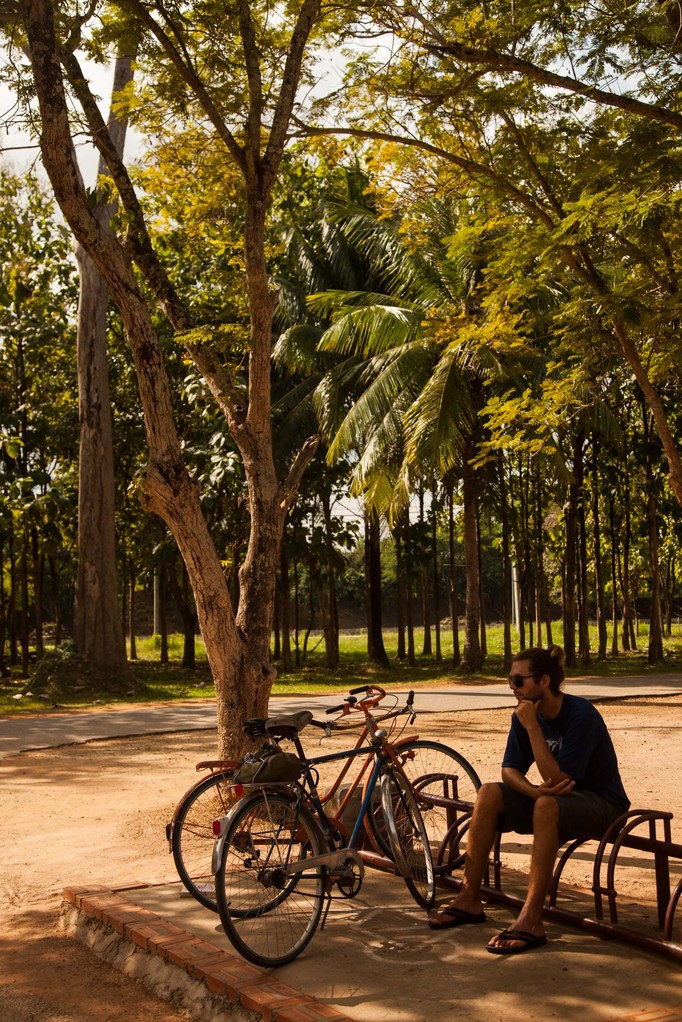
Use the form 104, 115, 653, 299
321, 685, 419, 731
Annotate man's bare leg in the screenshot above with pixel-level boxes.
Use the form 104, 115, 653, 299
487, 795, 559, 950
429, 782, 503, 924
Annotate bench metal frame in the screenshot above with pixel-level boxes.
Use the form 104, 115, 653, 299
437, 806, 682, 963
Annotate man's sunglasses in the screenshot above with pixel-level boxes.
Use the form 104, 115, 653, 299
508, 672, 538, 688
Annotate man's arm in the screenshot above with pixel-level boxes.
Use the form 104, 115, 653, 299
501, 765, 575, 800
505, 700, 575, 799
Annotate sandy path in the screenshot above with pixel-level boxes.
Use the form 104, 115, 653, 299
1, 696, 681, 1021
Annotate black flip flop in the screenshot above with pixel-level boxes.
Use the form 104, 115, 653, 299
428, 906, 487, 930
486, 928, 548, 954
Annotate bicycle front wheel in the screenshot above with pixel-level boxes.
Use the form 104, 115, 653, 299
215, 790, 326, 968
380, 770, 435, 910
368, 741, 480, 871
171, 771, 238, 911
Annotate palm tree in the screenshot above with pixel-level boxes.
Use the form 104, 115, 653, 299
309, 186, 520, 672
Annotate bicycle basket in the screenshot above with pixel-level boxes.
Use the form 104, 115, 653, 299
232, 742, 302, 784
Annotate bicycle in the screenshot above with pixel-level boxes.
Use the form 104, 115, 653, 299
167, 685, 480, 912
211, 687, 479, 967
166, 760, 238, 911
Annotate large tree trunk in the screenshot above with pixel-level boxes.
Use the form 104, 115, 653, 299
73, 51, 132, 676
21, 0, 320, 757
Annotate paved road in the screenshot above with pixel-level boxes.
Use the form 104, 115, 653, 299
1, 673, 681, 758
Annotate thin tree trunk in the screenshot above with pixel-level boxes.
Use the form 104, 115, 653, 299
294, 555, 301, 667
406, 570, 416, 666
447, 483, 461, 668
31, 527, 44, 660
279, 545, 292, 673
366, 506, 390, 668
21, 524, 30, 677
563, 467, 577, 668
158, 565, 169, 664
129, 566, 137, 661
167, 559, 197, 668
431, 482, 442, 663
395, 524, 406, 660
609, 495, 620, 656
476, 501, 487, 657
621, 477, 636, 651
404, 509, 416, 667
9, 531, 18, 666
272, 577, 281, 661
419, 486, 432, 656
643, 408, 664, 663
0, 541, 7, 676
575, 434, 591, 666
321, 489, 339, 668
592, 444, 607, 660
499, 460, 513, 670
461, 433, 483, 672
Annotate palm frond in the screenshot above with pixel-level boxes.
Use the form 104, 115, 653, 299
316, 302, 422, 357
273, 323, 324, 375
323, 340, 435, 460
404, 346, 476, 472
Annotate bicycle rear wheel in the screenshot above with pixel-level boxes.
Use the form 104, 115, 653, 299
215, 790, 326, 968
171, 771, 238, 911
380, 770, 435, 910
367, 741, 480, 871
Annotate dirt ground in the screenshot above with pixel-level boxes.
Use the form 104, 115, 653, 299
1, 695, 681, 1022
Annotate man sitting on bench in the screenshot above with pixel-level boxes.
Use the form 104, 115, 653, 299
428, 644, 630, 955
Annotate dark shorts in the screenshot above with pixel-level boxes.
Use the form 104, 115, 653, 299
496, 783, 625, 846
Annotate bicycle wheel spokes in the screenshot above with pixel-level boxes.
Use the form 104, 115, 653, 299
392, 741, 480, 870
380, 770, 435, 910
216, 792, 326, 968
171, 772, 238, 911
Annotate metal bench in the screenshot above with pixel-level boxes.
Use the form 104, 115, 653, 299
438, 805, 682, 963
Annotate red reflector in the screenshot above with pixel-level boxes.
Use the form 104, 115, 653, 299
212, 819, 222, 836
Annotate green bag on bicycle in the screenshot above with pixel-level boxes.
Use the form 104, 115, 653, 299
232, 742, 302, 784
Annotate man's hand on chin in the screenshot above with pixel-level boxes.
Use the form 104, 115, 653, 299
514, 699, 539, 729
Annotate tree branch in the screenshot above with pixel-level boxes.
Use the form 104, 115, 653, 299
278, 434, 321, 514
59, 36, 254, 438
425, 38, 682, 131
116, 0, 247, 171
237, 0, 263, 166
262, 0, 320, 193
295, 118, 557, 228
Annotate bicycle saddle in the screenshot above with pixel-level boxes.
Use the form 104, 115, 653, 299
264, 710, 313, 739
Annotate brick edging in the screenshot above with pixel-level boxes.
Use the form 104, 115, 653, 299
63, 885, 353, 1022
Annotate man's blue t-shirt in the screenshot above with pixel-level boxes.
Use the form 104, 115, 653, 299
501, 693, 630, 810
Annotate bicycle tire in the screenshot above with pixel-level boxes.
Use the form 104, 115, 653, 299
366, 740, 480, 871
171, 771, 238, 912
215, 789, 326, 968
380, 769, 435, 909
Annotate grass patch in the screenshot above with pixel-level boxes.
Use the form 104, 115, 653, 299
1, 622, 682, 715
